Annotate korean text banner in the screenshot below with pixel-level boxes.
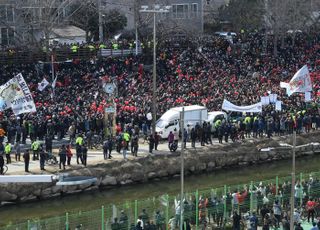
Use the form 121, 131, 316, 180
0, 73, 36, 115
280, 65, 312, 96
222, 99, 262, 113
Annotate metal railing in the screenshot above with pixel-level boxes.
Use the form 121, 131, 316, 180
3, 170, 320, 230
0, 47, 143, 65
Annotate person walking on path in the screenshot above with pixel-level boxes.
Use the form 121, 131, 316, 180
23, 150, 30, 172
103, 137, 113, 159
31, 139, 40, 160
66, 145, 73, 166
148, 134, 155, 154
58, 145, 67, 170
45, 134, 53, 155
0, 152, 4, 175
39, 148, 46, 171
4, 142, 11, 164
131, 133, 139, 157
122, 139, 128, 160
14, 141, 21, 161
154, 132, 160, 151
76, 134, 84, 164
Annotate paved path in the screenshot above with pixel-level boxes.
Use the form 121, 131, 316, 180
4, 139, 215, 175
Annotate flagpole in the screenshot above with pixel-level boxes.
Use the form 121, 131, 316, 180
51, 54, 55, 99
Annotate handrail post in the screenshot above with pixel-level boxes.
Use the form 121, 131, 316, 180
195, 190, 199, 230
65, 212, 69, 230
134, 200, 138, 224
223, 185, 227, 221
27, 220, 30, 230
300, 172, 303, 206
101, 206, 105, 230
276, 176, 279, 197
166, 194, 169, 230
250, 181, 253, 213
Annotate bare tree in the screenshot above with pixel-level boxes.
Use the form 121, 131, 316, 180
218, 0, 265, 32
12, 0, 88, 47
265, 0, 320, 56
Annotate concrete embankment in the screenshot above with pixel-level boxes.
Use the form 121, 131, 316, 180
1, 132, 319, 203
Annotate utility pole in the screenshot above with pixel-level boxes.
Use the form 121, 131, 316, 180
98, 0, 103, 42
180, 106, 185, 230
135, 22, 139, 55
290, 131, 296, 230
140, 5, 171, 137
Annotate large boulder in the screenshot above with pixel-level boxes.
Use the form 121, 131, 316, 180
101, 176, 117, 186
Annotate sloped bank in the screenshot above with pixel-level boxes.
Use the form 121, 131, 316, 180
1, 132, 320, 204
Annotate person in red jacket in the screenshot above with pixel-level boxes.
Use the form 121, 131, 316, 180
306, 198, 317, 223
66, 145, 73, 166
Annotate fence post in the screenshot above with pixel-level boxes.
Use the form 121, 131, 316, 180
250, 181, 253, 213
166, 194, 169, 230
27, 220, 30, 230
300, 172, 303, 206
276, 176, 279, 197
223, 185, 227, 221
134, 200, 138, 223
101, 206, 105, 230
65, 212, 69, 230
195, 190, 199, 230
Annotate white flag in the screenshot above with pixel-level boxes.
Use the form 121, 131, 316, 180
114, 33, 122, 40
0, 73, 36, 115
305, 92, 312, 102
280, 65, 312, 96
37, 78, 49, 91
52, 76, 58, 89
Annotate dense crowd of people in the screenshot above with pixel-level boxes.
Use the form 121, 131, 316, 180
0, 31, 319, 173
108, 174, 320, 230
1, 32, 320, 139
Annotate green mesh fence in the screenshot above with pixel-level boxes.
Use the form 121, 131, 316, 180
4, 170, 320, 230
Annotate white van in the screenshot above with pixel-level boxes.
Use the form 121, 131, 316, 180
156, 105, 208, 139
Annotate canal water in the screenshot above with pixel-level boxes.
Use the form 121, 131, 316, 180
1, 155, 320, 226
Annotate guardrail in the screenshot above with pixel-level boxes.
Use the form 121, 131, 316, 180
3, 170, 320, 230
0, 47, 143, 64
99, 48, 142, 57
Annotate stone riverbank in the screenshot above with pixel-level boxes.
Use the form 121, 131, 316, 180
1, 132, 320, 204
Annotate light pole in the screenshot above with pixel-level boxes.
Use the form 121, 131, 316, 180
290, 131, 297, 230
98, 0, 104, 42
139, 5, 171, 137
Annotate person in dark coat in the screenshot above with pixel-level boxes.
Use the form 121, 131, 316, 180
45, 134, 53, 155
0, 152, 4, 175
190, 128, 196, 148
23, 150, 30, 172
154, 132, 160, 150
148, 134, 155, 154
82, 144, 88, 166
58, 145, 67, 170
39, 147, 46, 170
76, 142, 83, 164
218, 126, 224, 144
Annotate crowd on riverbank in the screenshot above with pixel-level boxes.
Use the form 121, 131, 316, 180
0, 32, 320, 173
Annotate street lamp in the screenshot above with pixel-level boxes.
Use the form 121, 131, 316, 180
139, 4, 171, 137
